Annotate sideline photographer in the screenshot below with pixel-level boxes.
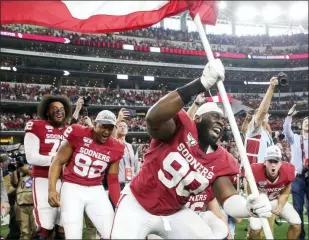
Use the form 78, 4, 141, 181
284, 105, 308, 240
70, 95, 93, 127
8, 152, 35, 240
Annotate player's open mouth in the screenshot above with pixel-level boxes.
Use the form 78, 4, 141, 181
271, 169, 275, 173
210, 127, 222, 138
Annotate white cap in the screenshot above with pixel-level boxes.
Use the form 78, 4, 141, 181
94, 110, 116, 126
194, 102, 224, 118
264, 145, 282, 162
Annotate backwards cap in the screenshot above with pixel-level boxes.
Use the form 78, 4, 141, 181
194, 102, 224, 118
264, 145, 282, 162
94, 110, 116, 126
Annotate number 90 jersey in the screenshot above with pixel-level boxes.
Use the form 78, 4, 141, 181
130, 110, 240, 216
24, 120, 67, 178
251, 162, 296, 201
63, 124, 124, 186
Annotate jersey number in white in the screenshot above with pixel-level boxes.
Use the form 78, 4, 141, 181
45, 139, 64, 156
158, 152, 209, 197
74, 153, 108, 178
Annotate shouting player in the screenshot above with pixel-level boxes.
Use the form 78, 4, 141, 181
48, 110, 124, 239
248, 145, 301, 240
111, 59, 272, 239
24, 95, 72, 239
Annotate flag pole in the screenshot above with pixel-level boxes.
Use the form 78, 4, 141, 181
193, 13, 274, 240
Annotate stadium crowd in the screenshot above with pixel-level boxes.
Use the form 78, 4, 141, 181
1, 83, 308, 110
1, 24, 308, 55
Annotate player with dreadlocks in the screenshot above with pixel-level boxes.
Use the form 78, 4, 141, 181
24, 95, 72, 239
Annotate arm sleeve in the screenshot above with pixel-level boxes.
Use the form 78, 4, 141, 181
0, 169, 8, 202
223, 194, 250, 218
283, 117, 295, 145
24, 132, 53, 166
107, 173, 121, 206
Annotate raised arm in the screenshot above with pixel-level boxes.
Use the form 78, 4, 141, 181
146, 59, 225, 141
254, 77, 278, 128
187, 93, 206, 119
283, 104, 298, 144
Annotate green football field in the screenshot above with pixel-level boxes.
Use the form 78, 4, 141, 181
1, 196, 308, 239
1, 215, 307, 239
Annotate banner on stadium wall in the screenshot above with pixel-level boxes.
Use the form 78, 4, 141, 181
1, 31, 308, 60
1, 48, 308, 72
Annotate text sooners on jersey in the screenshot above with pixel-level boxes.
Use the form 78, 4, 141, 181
24, 120, 67, 178
130, 110, 239, 216
251, 162, 296, 200
186, 187, 215, 212
63, 124, 124, 186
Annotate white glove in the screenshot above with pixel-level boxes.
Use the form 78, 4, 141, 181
246, 193, 272, 218
201, 59, 225, 90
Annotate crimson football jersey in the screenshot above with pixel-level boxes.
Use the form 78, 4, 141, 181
185, 187, 215, 212
24, 120, 67, 178
63, 124, 124, 186
130, 110, 240, 216
251, 162, 296, 200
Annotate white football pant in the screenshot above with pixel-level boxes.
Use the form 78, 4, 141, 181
249, 199, 301, 230
60, 182, 114, 239
111, 187, 216, 239
200, 211, 228, 239
32, 177, 62, 230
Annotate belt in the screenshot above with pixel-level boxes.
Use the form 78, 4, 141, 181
296, 174, 305, 178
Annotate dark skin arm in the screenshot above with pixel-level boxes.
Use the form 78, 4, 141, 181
107, 160, 119, 175
48, 141, 73, 207
212, 176, 238, 206
146, 91, 184, 141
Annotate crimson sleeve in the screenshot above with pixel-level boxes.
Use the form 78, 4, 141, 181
107, 173, 121, 207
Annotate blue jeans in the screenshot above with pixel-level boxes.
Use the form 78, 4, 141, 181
292, 177, 309, 240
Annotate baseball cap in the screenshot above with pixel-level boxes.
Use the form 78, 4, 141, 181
94, 110, 116, 126
264, 145, 282, 162
194, 102, 224, 118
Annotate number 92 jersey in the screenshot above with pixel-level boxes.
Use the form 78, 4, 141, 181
63, 124, 124, 186
130, 110, 240, 216
24, 120, 67, 178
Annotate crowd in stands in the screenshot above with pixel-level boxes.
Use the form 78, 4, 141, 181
1, 83, 308, 110
1, 24, 308, 55
1, 111, 296, 165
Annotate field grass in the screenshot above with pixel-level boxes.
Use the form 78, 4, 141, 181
1, 196, 308, 239
1, 215, 308, 239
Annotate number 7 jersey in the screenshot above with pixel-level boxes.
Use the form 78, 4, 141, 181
63, 124, 124, 186
130, 110, 240, 216
24, 120, 67, 178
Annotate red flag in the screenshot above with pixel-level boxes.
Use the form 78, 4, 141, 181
206, 93, 233, 103
1, 1, 219, 33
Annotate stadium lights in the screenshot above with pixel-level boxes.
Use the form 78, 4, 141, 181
117, 74, 128, 80
236, 6, 259, 21
219, 1, 227, 10
289, 2, 308, 21
244, 81, 270, 85
144, 76, 155, 81
0, 66, 17, 71
262, 6, 281, 22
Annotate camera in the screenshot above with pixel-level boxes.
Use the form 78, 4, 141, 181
7, 151, 27, 172
277, 72, 289, 87
80, 93, 92, 117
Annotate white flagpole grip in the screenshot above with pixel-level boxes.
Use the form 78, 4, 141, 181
193, 13, 273, 240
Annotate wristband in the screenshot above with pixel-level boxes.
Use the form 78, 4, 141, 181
176, 78, 205, 105
194, 101, 201, 107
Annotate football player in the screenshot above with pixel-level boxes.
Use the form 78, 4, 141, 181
48, 110, 124, 239
24, 95, 72, 239
247, 145, 301, 240
111, 59, 272, 239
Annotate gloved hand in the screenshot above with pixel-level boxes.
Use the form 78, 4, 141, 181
246, 193, 272, 218
201, 59, 225, 90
